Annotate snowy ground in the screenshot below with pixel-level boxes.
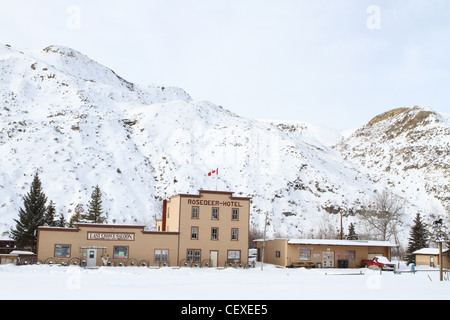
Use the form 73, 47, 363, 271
0, 262, 448, 300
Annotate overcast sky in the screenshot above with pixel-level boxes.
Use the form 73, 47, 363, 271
1, 0, 449, 129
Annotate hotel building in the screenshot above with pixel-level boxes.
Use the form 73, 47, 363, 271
37, 190, 251, 268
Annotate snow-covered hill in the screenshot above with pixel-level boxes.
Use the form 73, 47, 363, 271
335, 106, 450, 218
259, 119, 347, 147
1, 44, 446, 247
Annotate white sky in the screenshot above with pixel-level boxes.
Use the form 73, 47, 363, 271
1, 0, 449, 129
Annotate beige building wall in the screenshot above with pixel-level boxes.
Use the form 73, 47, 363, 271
257, 239, 288, 266
37, 190, 251, 268
256, 239, 393, 268
165, 196, 181, 232
37, 224, 179, 266
166, 191, 250, 267
415, 253, 450, 268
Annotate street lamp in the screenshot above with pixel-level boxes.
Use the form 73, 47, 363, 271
433, 219, 448, 282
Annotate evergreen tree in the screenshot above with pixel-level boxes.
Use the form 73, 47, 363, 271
10, 172, 47, 251
405, 213, 429, 265
55, 212, 67, 228
44, 200, 56, 226
69, 203, 84, 227
347, 223, 358, 240
82, 185, 107, 224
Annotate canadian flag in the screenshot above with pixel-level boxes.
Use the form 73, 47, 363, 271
208, 168, 219, 176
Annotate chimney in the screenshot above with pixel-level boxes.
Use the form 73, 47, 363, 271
162, 199, 167, 231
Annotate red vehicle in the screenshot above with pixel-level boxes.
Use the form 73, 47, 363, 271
361, 256, 395, 271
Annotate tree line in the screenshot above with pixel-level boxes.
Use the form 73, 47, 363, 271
10, 172, 107, 252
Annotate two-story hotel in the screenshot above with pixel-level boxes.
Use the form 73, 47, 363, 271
36, 190, 251, 268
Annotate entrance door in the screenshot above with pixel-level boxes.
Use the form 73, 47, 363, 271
210, 251, 218, 267
322, 251, 335, 268
86, 249, 97, 267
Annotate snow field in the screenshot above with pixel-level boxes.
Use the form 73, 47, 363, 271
0, 263, 448, 300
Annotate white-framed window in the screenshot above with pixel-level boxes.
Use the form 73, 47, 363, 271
231, 228, 238, 240
212, 207, 219, 220
232, 208, 239, 220
155, 249, 169, 263
192, 206, 199, 219
211, 227, 218, 240
227, 250, 240, 262
187, 249, 201, 262
191, 227, 199, 240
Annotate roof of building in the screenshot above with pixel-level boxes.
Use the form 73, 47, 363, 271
176, 189, 252, 200
413, 248, 449, 255
255, 238, 397, 247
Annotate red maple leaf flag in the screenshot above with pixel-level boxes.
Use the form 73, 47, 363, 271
208, 168, 219, 176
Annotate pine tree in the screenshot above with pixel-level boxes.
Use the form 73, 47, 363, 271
82, 185, 107, 224
68, 203, 83, 227
55, 212, 67, 228
405, 213, 429, 265
347, 223, 358, 240
43, 200, 56, 226
10, 172, 47, 251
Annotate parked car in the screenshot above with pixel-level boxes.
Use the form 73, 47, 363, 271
361, 256, 395, 271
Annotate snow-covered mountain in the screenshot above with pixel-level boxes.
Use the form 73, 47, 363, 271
335, 106, 450, 218
259, 119, 348, 147
0, 44, 447, 247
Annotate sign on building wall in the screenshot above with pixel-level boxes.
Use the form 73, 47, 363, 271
87, 232, 135, 241
187, 199, 244, 207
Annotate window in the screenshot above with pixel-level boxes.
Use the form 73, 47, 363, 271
55, 244, 70, 258
192, 206, 199, 219
227, 250, 240, 262
155, 249, 169, 263
191, 227, 199, 240
187, 249, 201, 262
114, 246, 128, 259
276, 251, 281, 258
299, 249, 311, 261
231, 228, 238, 240
232, 208, 239, 220
345, 250, 356, 261
212, 207, 219, 220
211, 227, 218, 240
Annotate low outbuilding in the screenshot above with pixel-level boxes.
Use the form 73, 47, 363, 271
412, 248, 450, 268
255, 238, 397, 268
0, 250, 36, 265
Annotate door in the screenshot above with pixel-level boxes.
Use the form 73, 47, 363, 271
322, 251, 335, 268
210, 251, 218, 267
87, 249, 97, 267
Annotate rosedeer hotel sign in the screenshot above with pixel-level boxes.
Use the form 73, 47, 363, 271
187, 199, 244, 207
87, 232, 135, 241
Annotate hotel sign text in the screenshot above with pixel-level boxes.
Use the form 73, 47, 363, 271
187, 199, 243, 207
87, 232, 135, 241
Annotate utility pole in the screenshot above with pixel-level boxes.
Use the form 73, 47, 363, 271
261, 212, 268, 271
439, 240, 443, 282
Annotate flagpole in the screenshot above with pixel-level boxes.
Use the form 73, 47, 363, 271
207, 168, 219, 191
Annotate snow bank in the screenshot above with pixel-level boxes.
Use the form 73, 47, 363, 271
0, 263, 448, 300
